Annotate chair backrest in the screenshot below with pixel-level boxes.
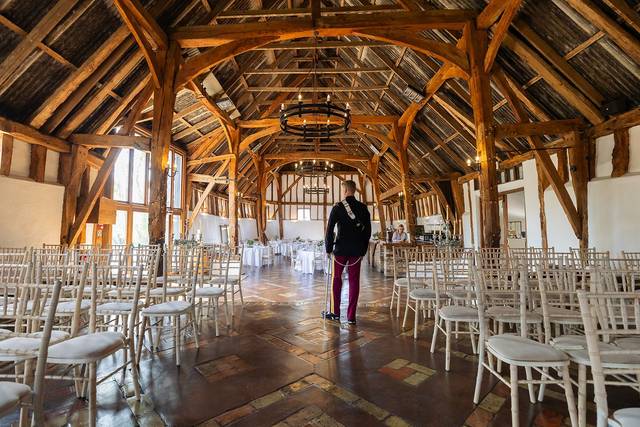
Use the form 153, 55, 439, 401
0, 262, 31, 323
474, 265, 526, 337
404, 247, 433, 292
0, 247, 30, 264
569, 247, 610, 269
475, 247, 510, 270
577, 290, 640, 426
392, 245, 409, 281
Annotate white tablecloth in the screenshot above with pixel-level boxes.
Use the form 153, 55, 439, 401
243, 246, 269, 267
295, 250, 328, 274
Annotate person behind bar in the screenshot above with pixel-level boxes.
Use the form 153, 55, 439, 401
325, 180, 371, 325
392, 224, 408, 242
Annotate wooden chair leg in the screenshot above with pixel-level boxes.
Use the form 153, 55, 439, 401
445, 320, 452, 371
414, 300, 420, 340
510, 365, 519, 427
524, 367, 536, 403
89, 362, 97, 427
473, 342, 485, 404
128, 338, 142, 401
431, 318, 442, 353
562, 364, 579, 427
214, 298, 220, 337
191, 308, 200, 349
578, 364, 587, 427
175, 315, 181, 367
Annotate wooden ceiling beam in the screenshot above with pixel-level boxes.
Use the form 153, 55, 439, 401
494, 119, 584, 139
565, 0, 640, 65
255, 40, 393, 50
484, 0, 522, 72
69, 134, 151, 151
218, 5, 403, 19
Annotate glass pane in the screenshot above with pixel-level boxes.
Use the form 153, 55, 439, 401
113, 150, 130, 202
173, 153, 183, 209
85, 224, 94, 244
131, 211, 149, 246
131, 150, 146, 204
112, 210, 128, 245
166, 154, 173, 208
172, 215, 181, 241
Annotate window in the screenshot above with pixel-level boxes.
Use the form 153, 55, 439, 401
131, 149, 147, 204
107, 147, 185, 246
113, 150, 130, 201
297, 208, 311, 221
112, 210, 128, 245
131, 211, 149, 245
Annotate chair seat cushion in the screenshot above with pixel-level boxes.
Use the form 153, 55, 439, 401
47, 332, 125, 364
409, 288, 437, 300
487, 306, 542, 323
196, 287, 225, 297
533, 306, 582, 324
611, 408, 640, 427
564, 343, 640, 368
96, 301, 140, 314
0, 381, 30, 415
615, 337, 640, 350
149, 287, 187, 297
551, 335, 588, 351
0, 330, 69, 361
394, 278, 408, 287
142, 301, 191, 316
439, 305, 478, 322
209, 274, 245, 284
52, 300, 91, 314
487, 335, 569, 365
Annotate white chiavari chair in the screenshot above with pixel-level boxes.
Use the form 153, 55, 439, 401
390, 245, 409, 317
569, 247, 610, 270
430, 252, 478, 371
44, 261, 142, 427
621, 251, 640, 271
0, 280, 62, 426
227, 245, 245, 311
473, 265, 578, 427
576, 290, 640, 427
0, 248, 30, 265
195, 245, 230, 336
140, 246, 201, 366
402, 247, 438, 339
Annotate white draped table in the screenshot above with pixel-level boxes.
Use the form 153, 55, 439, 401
242, 245, 269, 267
294, 250, 328, 274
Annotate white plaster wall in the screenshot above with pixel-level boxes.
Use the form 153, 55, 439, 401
0, 176, 63, 247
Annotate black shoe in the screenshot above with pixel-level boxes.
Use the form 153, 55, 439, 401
324, 312, 340, 321
347, 319, 357, 325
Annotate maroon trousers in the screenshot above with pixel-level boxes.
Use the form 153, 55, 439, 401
330, 255, 362, 320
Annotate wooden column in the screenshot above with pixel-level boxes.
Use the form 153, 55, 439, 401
60, 144, 88, 244
29, 145, 47, 183
148, 42, 180, 247
228, 128, 240, 247
612, 128, 630, 177
255, 157, 267, 244
371, 159, 387, 234
536, 160, 549, 249
568, 130, 589, 249
467, 23, 500, 247
274, 172, 284, 239
0, 133, 13, 176
450, 177, 465, 238
397, 147, 416, 242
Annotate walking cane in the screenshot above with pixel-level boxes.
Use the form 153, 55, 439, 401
321, 253, 332, 319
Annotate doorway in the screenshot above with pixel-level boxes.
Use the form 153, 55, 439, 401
499, 188, 527, 249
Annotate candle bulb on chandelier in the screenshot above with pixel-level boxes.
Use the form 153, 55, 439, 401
326, 94, 331, 103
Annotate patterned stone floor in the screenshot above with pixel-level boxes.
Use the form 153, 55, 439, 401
3, 257, 633, 426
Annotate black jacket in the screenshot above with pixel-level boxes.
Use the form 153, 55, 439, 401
325, 196, 372, 256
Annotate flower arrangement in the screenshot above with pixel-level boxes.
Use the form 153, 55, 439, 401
246, 239, 255, 247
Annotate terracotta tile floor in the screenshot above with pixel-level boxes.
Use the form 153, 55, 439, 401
3, 257, 634, 426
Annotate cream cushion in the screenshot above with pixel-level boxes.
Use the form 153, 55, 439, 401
0, 382, 30, 415
488, 335, 569, 366
439, 305, 478, 322
47, 332, 125, 364
141, 301, 191, 316
195, 287, 225, 297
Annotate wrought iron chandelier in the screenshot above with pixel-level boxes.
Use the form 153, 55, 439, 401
295, 160, 333, 194
279, 33, 351, 140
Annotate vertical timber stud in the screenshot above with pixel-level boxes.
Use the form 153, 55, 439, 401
371, 158, 387, 234
228, 127, 240, 247
60, 144, 88, 244
256, 157, 268, 244
149, 42, 180, 249
467, 23, 500, 248
274, 172, 284, 239
29, 146, 47, 183
0, 133, 13, 176
568, 130, 589, 249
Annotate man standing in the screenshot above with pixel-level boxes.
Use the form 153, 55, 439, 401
325, 179, 371, 324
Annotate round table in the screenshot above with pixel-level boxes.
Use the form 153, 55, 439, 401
243, 245, 269, 267
295, 250, 327, 274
